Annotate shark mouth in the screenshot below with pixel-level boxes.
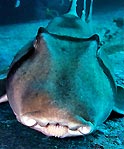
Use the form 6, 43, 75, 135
33, 123, 92, 138
34, 124, 91, 138
34, 123, 69, 138
19, 115, 93, 138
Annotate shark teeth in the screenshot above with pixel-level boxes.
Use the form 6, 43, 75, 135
33, 123, 68, 138
45, 124, 68, 137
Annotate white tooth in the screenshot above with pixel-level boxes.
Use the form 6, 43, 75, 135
78, 126, 91, 134
21, 116, 36, 127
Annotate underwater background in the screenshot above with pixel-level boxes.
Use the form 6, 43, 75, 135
0, 0, 123, 24
0, 0, 124, 148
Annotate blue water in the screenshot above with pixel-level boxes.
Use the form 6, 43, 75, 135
0, 0, 124, 25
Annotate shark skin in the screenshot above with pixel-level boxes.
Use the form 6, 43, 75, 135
0, 0, 124, 138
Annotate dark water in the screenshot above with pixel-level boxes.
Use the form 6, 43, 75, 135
0, 0, 124, 25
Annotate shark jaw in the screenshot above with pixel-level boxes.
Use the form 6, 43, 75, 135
19, 115, 93, 138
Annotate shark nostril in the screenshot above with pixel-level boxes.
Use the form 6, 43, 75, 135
21, 116, 37, 127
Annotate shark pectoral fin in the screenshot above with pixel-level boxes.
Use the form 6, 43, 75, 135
7, 41, 35, 80
0, 94, 8, 103
97, 48, 124, 115
97, 47, 115, 79
97, 47, 116, 94
113, 85, 124, 114
10, 41, 34, 69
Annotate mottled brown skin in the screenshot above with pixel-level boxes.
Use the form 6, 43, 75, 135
7, 37, 51, 116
